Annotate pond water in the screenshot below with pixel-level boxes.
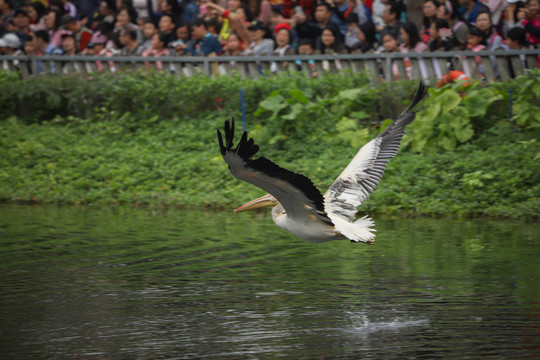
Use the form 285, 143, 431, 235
0, 204, 539, 359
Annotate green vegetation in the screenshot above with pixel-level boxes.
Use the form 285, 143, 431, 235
0, 70, 539, 220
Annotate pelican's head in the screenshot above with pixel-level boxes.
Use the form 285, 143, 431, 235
234, 194, 279, 213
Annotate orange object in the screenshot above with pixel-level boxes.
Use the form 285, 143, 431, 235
437, 70, 470, 87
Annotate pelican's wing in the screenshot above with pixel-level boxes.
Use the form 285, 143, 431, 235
324, 82, 428, 222
218, 119, 333, 226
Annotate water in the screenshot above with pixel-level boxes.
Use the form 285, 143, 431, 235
0, 204, 539, 359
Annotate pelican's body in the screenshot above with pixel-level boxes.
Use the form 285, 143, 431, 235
218, 83, 427, 244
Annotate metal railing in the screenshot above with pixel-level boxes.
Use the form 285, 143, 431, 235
1, 49, 538, 82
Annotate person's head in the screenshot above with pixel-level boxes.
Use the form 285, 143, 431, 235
321, 24, 342, 50
400, 21, 421, 48
159, 13, 176, 33
382, 32, 398, 51
34, 29, 50, 50
347, 12, 359, 32
143, 19, 157, 39
437, 1, 453, 20
116, 6, 133, 26
475, 10, 491, 32
423, 0, 439, 18
24, 33, 35, 54
12, 8, 30, 29
358, 21, 376, 45
226, 32, 241, 52
247, 20, 266, 42
227, 0, 241, 12
119, 26, 137, 46
100, 0, 116, 15
191, 17, 208, 39
61, 33, 76, 53
176, 23, 190, 42
430, 18, 449, 40
274, 24, 291, 48
0, 33, 21, 53
297, 38, 314, 54
88, 30, 108, 52
160, 0, 178, 13
29, 2, 46, 23
0, 0, 14, 12
45, 9, 61, 31
467, 26, 483, 47
526, 0, 540, 17
315, 3, 332, 23
507, 26, 527, 48
206, 17, 219, 35
383, 1, 403, 25
152, 31, 168, 49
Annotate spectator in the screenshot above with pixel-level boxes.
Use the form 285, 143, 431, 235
507, 25, 529, 48
437, 0, 468, 47
28, 2, 47, 31
178, 17, 222, 55
61, 14, 92, 51
485, 0, 505, 25
296, 37, 317, 77
316, 24, 347, 53
141, 18, 157, 50
245, 0, 273, 26
0, 32, 21, 54
281, 0, 316, 22
133, 0, 158, 20
428, 18, 453, 50
475, 10, 503, 50
45, 9, 63, 47
142, 31, 170, 70
518, 0, 540, 46
244, 19, 273, 55
379, 30, 399, 52
503, 0, 524, 37
458, 0, 489, 25
372, 0, 386, 31
466, 25, 485, 70
350, 20, 377, 52
345, 11, 360, 49
12, 8, 31, 48
400, 21, 427, 52
400, 21, 428, 79
207, 1, 251, 46
82, 30, 107, 54
329, 0, 350, 37
73, 0, 101, 20
222, 31, 242, 54
273, 22, 294, 54
0, 0, 15, 36
381, 1, 404, 44
175, 21, 194, 47
295, 2, 338, 44
345, 0, 371, 25
158, 0, 182, 23
62, 0, 79, 18
114, 6, 143, 43
422, 0, 439, 43
60, 31, 78, 54
34, 29, 64, 54
271, 22, 294, 71
184, 0, 200, 24
119, 26, 143, 54
99, 0, 116, 24
158, 12, 177, 44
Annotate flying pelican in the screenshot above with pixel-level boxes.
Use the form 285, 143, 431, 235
217, 82, 427, 244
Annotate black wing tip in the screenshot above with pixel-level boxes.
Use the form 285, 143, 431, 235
403, 81, 428, 114
218, 117, 261, 160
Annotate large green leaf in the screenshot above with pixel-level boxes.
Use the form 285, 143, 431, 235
439, 90, 462, 113
288, 89, 310, 104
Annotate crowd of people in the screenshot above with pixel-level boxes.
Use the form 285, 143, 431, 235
0, 0, 538, 64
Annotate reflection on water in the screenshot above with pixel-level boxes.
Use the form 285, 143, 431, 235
0, 204, 539, 359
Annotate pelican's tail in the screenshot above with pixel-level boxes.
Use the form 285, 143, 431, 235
332, 215, 376, 244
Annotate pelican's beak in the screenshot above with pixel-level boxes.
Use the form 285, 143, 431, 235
234, 194, 278, 213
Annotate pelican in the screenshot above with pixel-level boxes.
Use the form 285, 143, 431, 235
217, 82, 427, 244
